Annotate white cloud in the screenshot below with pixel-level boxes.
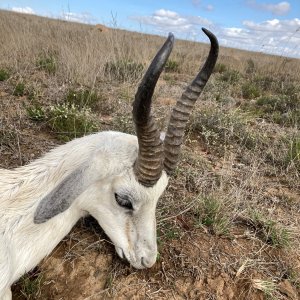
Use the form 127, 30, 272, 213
131, 9, 212, 38
219, 18, 300, 57
9, 6, 96, 24
12, 7, 35, 14
247, 1, 291, 16
60, 12, 96, 24
131, 9, 300, 57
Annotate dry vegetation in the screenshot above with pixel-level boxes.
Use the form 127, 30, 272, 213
0, 9, 300, 300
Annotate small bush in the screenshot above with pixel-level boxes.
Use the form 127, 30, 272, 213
18, 268, 43, 299
0, 69, 9, 81
219, 69, 240, 84
250, 210, 291, 248
245, 58, 255, 75
113, 115, 135, 134
255, 95, 299, 126
26, 103, 46, 121
197, 196, 230, 235
65, 89, 99, 110
13, 82, 25, 96
190, 108, 258, 151
242, 82, 260, 99
48, 103, 97, 140
37, 54, 56, 74
252, 75, 276, 92
105, 60, 144, 82
214, 63, 227, 73
165, 59, 180, 73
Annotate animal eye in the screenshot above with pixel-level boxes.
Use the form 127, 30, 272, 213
114, 193, 133, 210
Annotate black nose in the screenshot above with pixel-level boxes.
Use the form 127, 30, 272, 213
141, 257, 151, 268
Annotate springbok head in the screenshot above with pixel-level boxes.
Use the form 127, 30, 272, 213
34, 28, 218, 270
91, 28, 219, 269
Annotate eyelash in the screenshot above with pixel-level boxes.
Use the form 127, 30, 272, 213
114, 193, 133, 210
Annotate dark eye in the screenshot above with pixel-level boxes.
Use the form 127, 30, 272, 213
114, 193, 133, 210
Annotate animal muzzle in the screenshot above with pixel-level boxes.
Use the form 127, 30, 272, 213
115, 244, 157, 269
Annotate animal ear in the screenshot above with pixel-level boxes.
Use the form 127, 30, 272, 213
34, 167, 85, 224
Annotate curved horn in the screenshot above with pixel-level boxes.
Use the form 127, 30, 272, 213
163, 28, 219, 174
133, 33, 174, 186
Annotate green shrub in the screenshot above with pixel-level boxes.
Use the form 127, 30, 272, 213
13, 82, 25, 96
48, 103, 97, 140
242, 82, 260, 99
165, 59, 180, 73
0, 69, 9, 81
245, 58, 255, 75
250, 210, 291, 248
219, 69, 240, 84
26, 103, 46, 121
190, 108, 258, 151
112, 115, 134, 134
65, 89, 99, 110
19, 269, 43, 299
197, 196, 230, 235
255, 95, 299, 126
37, 54, 56, 74
105, 60, 144, 82
214, 63, 227, 73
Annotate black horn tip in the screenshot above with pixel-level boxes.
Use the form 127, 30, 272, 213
168, 32, 175, 42
201, 27, 218, 46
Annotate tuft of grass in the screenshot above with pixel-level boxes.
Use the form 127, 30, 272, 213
37, 54, 56, 74
165, 59, 180, 73
253, 95, 299, 126
0, 68, 10, 81
214, 62, 227, 73
250, 210, 291, 248
197, 196, 230, 235
20, 269, 43, 299
251, 279, 276, 298
245, 58, 255, 75
105, 60, 144, 82
242, 82, 260, 99
218, 69, 240, 84
287, 137, 300, 166
13, 82, 25, 96
65, 88, 99, 110
26, 103, 46, 121
48, 103, 97, 141
190, 108, 259, 152
112, 115, 135, 134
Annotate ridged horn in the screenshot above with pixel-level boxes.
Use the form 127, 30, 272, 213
133, 33, 174, 186
163, 28, 219, 174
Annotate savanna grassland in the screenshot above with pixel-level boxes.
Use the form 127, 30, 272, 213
0, 9, 300, 300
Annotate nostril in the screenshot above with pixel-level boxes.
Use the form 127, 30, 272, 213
141, 257, 146, 268
141, 257, 152, 268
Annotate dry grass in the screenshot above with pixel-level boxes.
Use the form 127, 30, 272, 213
1, 9, 299, 300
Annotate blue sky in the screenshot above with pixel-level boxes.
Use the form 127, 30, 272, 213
1, 0, 300, 57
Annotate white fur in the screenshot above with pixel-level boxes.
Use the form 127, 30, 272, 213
0, 131, 169, 299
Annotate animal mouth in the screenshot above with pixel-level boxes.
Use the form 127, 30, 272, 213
116, 247, 127, 262
120, 249, 126, 260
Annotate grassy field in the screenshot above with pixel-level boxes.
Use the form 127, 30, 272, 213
0, 9, 300, 300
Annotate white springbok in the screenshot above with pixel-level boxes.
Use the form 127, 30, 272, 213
0, 28, 218, 300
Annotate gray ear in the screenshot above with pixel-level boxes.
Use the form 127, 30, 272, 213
34, 167, 86, 224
